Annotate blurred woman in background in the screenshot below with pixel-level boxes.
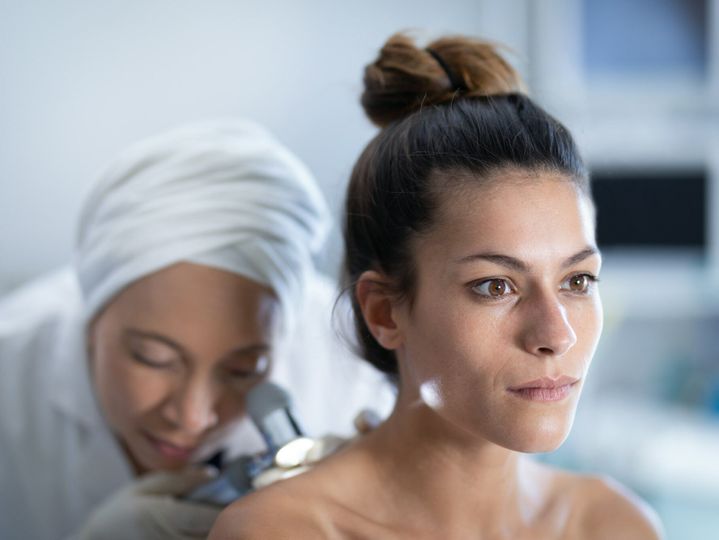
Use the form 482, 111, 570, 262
0, 120, 392, 540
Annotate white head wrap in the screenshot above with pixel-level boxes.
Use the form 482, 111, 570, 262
75, 120, 331, 333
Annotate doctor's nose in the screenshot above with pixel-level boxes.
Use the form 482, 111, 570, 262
163, 377, 220, 435
520, 293, 577, 357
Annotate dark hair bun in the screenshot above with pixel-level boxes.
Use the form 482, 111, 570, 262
361, 33, 524, 127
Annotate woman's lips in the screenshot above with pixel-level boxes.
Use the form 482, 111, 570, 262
507, 376, 580, 402
144, 432, 197, 461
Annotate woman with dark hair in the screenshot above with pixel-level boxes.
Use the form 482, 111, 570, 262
210, 34, 663, 539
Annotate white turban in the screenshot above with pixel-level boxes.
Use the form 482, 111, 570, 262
75, 119, 331, 332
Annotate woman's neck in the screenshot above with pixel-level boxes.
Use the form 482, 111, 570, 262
353, 388, 551, 537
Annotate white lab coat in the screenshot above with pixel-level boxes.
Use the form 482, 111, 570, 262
0, 268, 395, 540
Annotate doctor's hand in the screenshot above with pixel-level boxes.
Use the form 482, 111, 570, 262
77, 467, 221, 540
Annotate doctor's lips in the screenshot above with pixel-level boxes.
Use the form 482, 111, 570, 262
507, 376, 580, 402
144, 432, 198, 461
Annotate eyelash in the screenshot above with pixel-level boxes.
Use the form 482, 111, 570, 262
228, 355, 270, 380
132, 352, 269, 378
131, 352, 174, 369
561, 273, 600, 295
227, 369, 258, 379
469, 273, 600, 300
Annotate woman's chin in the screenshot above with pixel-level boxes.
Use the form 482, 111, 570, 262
514, 435, 568, 454
494, 417, 575, 454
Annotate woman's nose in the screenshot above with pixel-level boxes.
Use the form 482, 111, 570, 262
520, 293, 577, 357
163, 377, 220, 435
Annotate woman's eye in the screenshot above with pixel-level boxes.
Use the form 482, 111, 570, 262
227, 365, 258, 379
131, 352, 175, 368
471, 278, 514, 298
227, 355, 270, 380
228, 370, 256, 379
561, 273, 598, 294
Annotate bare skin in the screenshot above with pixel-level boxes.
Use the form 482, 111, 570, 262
210, 172, 663, 539
89, 262, 279, 474
211, 421, 660, 539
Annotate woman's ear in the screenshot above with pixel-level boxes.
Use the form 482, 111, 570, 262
355, 270, 404, 350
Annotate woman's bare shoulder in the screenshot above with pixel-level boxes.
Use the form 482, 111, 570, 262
208, 478, 331, 540
567, 473, 664, 540
208, 447, 391, 540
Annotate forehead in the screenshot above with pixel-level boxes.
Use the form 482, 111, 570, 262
107, 262, 279, 335
419, 170, 596, 265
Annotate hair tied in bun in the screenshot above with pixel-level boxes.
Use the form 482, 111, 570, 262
425, 48, 467, 93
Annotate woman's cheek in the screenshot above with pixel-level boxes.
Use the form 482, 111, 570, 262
569, 296, 604, 364
105, 359, 174, 417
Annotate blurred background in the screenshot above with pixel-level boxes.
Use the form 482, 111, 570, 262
1, 0, 717, 536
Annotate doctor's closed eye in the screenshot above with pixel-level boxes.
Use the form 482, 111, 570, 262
127, 336, 180, 368
223, 350, 270, 380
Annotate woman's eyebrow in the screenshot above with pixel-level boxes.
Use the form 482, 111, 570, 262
456, 253, 529, 272
127, 329, 269, 357
222, 343, 271, 360
126, 328, 270, 364
455, 246, 600, 272
561, 247, 600, 269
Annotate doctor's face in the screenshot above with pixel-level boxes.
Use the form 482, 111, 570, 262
88, 262, 279, 474
393, 171, 603, 453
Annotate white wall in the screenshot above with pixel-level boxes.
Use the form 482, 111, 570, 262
0, 0, 529, 291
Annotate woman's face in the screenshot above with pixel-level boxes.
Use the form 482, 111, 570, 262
394, 171, 603, 453
88, 262, 279, 473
